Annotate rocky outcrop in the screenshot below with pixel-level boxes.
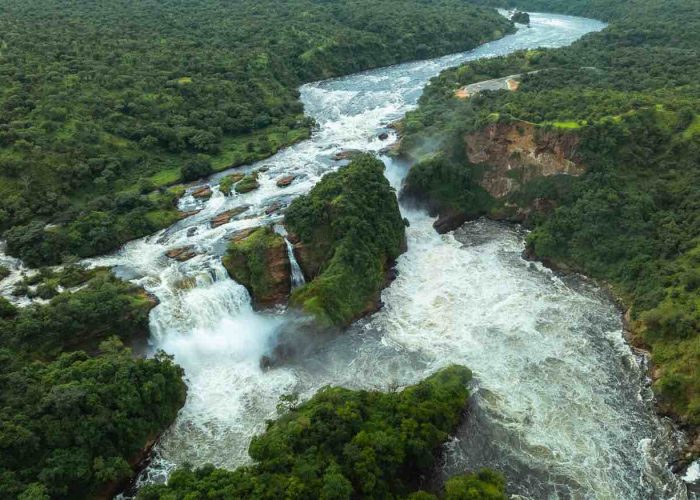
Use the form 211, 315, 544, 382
228, 227, 258, 243
191, 186, 212, 199
465, 121, 584, 199
222, 226, 291, 308
276, 175, 295, 187
165, 246, 196, 261
210, 205, 250, 228
433, 209, 470, 234
333, 149, 362, 161
234, 173, 260, 193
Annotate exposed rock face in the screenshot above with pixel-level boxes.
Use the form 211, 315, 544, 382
222, 227, 291, 308
433, 209, 469, 234
191, 186, 212, 199
465, 121, 584, 199
265, 201, 285, 215
165, 246, 196, 261
276, 175, 295, 187
228, 227, 257, 243
210, 205, 250, 228
289, 240, 319, 282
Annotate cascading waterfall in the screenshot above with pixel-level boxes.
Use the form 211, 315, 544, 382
44, 11, 695, 498
284, 238, 306, 289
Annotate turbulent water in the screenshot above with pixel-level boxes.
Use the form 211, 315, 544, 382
78, 12, 696, 499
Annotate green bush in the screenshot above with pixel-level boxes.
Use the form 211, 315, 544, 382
181, 158, 214, 182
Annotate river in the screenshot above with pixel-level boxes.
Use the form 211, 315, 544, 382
84, 11, 695, 499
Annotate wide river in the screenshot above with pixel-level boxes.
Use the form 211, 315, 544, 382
85, 11, 695, 499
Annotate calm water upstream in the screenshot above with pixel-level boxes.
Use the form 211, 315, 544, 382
82, 12, 695, 499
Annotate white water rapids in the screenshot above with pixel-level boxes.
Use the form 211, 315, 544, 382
79, 12, 697, 499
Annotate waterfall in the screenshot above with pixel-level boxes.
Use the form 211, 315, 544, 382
285, 238, 306, 289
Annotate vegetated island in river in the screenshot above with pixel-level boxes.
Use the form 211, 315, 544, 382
224, 154, 407, 328
137, 365, 508, 500
398, 0, 700, 467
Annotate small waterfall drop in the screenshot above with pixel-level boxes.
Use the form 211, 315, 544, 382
285, 238, 306, 289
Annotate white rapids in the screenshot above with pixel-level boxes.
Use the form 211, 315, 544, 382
75, 11, 696, 499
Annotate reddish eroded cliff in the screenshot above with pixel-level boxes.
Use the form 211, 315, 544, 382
465, 121, 585, 198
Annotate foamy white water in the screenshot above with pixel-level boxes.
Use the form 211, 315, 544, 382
81, 12, 695, 499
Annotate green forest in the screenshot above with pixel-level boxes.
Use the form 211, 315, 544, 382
0, 0, 512, 265
0, 270, 187, 498
0, 1, 516, 496
399, 0, 700, 426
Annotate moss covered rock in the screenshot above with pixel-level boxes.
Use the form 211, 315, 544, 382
222, 226, 290, 307
234, 172, 260, 193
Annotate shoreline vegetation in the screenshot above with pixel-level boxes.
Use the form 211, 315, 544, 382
0, 0, 514, 267
397, 0, 700, 463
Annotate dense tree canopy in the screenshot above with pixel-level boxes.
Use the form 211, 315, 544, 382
399, 0, 700, 425
0, 0, 512, 265
0, 340, 186, 499
285, 154, 407, 326
0, 266, 187, 498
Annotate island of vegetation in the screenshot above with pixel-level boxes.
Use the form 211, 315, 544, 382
138, 365, 506, 500
0, 0, 514, 266
284, 154, 407, 327
398, 0, 700, 450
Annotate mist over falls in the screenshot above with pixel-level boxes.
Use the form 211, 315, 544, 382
90, 13, 689, 498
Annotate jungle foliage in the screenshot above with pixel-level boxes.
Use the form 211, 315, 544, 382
0, 269, 155, 356
0, 0, 512, 265
399, 0, 700, 424
138, 366, 506, 500
0, 266, 187, 498
0, 341, 186, 500
285, 155, 406, 327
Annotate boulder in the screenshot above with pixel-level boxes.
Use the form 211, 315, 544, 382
378, 132, 389, 140
210, 205, 250, 228
165, 246, 197, 261
276, 175, 295, 188
179, 209, 202, 219
234, 174, 260, 193
333, 149, 362, 161
433, 209, 469, 234
220, 173, 245, 195
191, 186, 212, 199
187, 227, 197, 237
265, 201, 285, 215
